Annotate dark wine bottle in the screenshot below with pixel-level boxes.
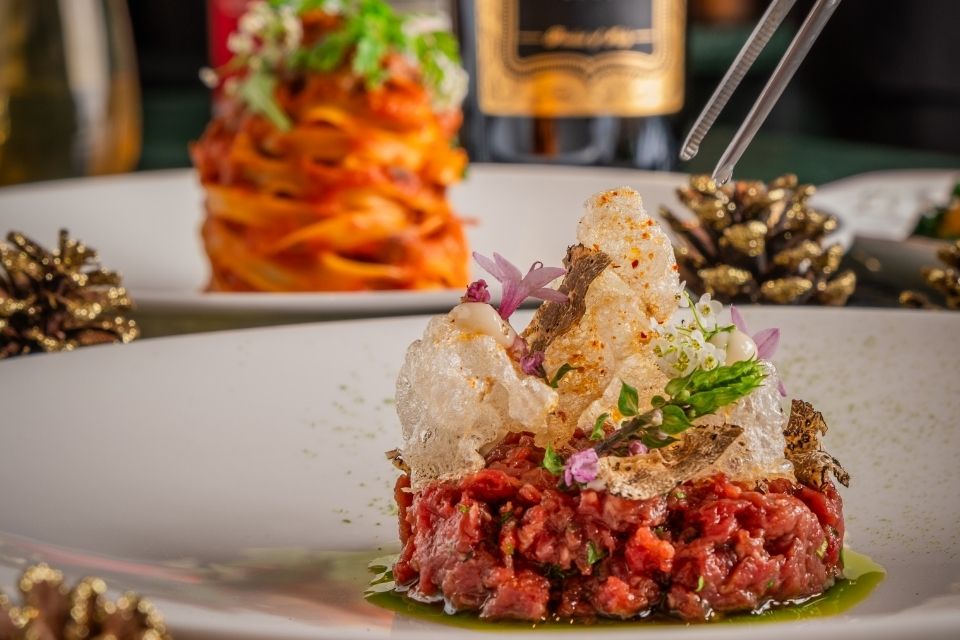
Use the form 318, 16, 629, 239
454, 0, 686, 170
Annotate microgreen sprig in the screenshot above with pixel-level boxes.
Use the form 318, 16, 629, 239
595, 358, 766, 455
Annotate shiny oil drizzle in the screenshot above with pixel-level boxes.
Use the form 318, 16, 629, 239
364, 550, 884, 630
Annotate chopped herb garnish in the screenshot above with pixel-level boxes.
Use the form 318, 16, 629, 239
695, 575, 705, 593
545, 565, 569, 581
673, 489, 686, 500
549, 363, 577, 388
586, 541, 605, 566
617, 380, 640, 417
816, 539, 828, 558
590, 413, 609, 440
457, 503, 469, 514
542, 444, 564, 476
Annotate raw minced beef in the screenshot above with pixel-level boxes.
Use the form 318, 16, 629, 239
392, 433, 844, 622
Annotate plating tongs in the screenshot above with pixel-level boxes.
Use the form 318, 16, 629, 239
681, 0, 843, 184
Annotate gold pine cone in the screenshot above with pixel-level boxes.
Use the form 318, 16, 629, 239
660, 174, 857, 305
0, 564, 171, 640
900, 240, 960, 310
0, 230, 139, 359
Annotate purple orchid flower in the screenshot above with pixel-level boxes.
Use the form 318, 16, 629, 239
462, 279, 491, 304
473, 252, 567, 320
628, 441, 649, 456
730, 305, 786, 396
564, 449, 599, 486
520, 350, 545, 376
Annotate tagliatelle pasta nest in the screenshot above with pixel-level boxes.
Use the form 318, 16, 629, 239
191, 2, 469, 292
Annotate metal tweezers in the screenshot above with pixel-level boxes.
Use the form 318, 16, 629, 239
680, 0, 843, 184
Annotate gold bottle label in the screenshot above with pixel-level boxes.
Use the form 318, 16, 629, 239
476, 0, 686, 117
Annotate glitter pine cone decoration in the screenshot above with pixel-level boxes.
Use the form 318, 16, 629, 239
900, 240, 960, 310
0, 564, 170, 640
660, 174, 856, 305
0, 230, 139, 359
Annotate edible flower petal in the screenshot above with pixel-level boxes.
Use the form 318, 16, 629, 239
752, 327, 781, 361
628, 441, 649, 456
730, 305, 781, 360
730, 305, 785, 395
473, 252, 567, 319
564, 448, 599, 486
695, 293, 723, 331
462, 279, 491, 304
520, 351, 545, 376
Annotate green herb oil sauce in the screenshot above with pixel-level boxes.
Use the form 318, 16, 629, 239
364, 550, 884, 630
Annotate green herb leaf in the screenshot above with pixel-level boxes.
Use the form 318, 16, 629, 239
586, 541, 605, 566
542, 444, 564, 475
695, 575, 705, 593
549, 363, 577, 388
590, 413, 609, 441
367, 553, 399, 572
293, 0, 463, 99
237, 70, 292, 130
617, 381, 640, 417
640, 430, 678, 450
660, 404, 692, 434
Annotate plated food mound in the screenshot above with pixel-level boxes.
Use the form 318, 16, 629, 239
191, 0, 469, 292
387, 187, 850, 623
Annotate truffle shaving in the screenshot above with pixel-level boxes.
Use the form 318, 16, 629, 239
597, 424, 744, 500
523, 244, 611, 354
784, 399, 850, 488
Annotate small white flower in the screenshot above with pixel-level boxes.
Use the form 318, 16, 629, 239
670, 348, 697, 377
652, 337, 677, 364
280, 7, 303, 52
695, 293, 723, 330
659, 324, 679, 343
675, 282, 690, 308
698, 342, 724, 371
198, 66, 219, 88
688, 328, 706, 350
323, 0, 345, 14
237, 2, 272, 36
227, 32, 255, 56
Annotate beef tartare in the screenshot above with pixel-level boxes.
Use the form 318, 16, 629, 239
393, 433, 844, 621
387, 187, 849, 623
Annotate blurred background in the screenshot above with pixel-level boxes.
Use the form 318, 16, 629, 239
1, 0, 959, 186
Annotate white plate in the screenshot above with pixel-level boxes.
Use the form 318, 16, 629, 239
0, 165, 690, 315
1, 307, 958, 639
812, 168, 959, 241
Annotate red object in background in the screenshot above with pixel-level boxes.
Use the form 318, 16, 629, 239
208, 0, 251, 68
